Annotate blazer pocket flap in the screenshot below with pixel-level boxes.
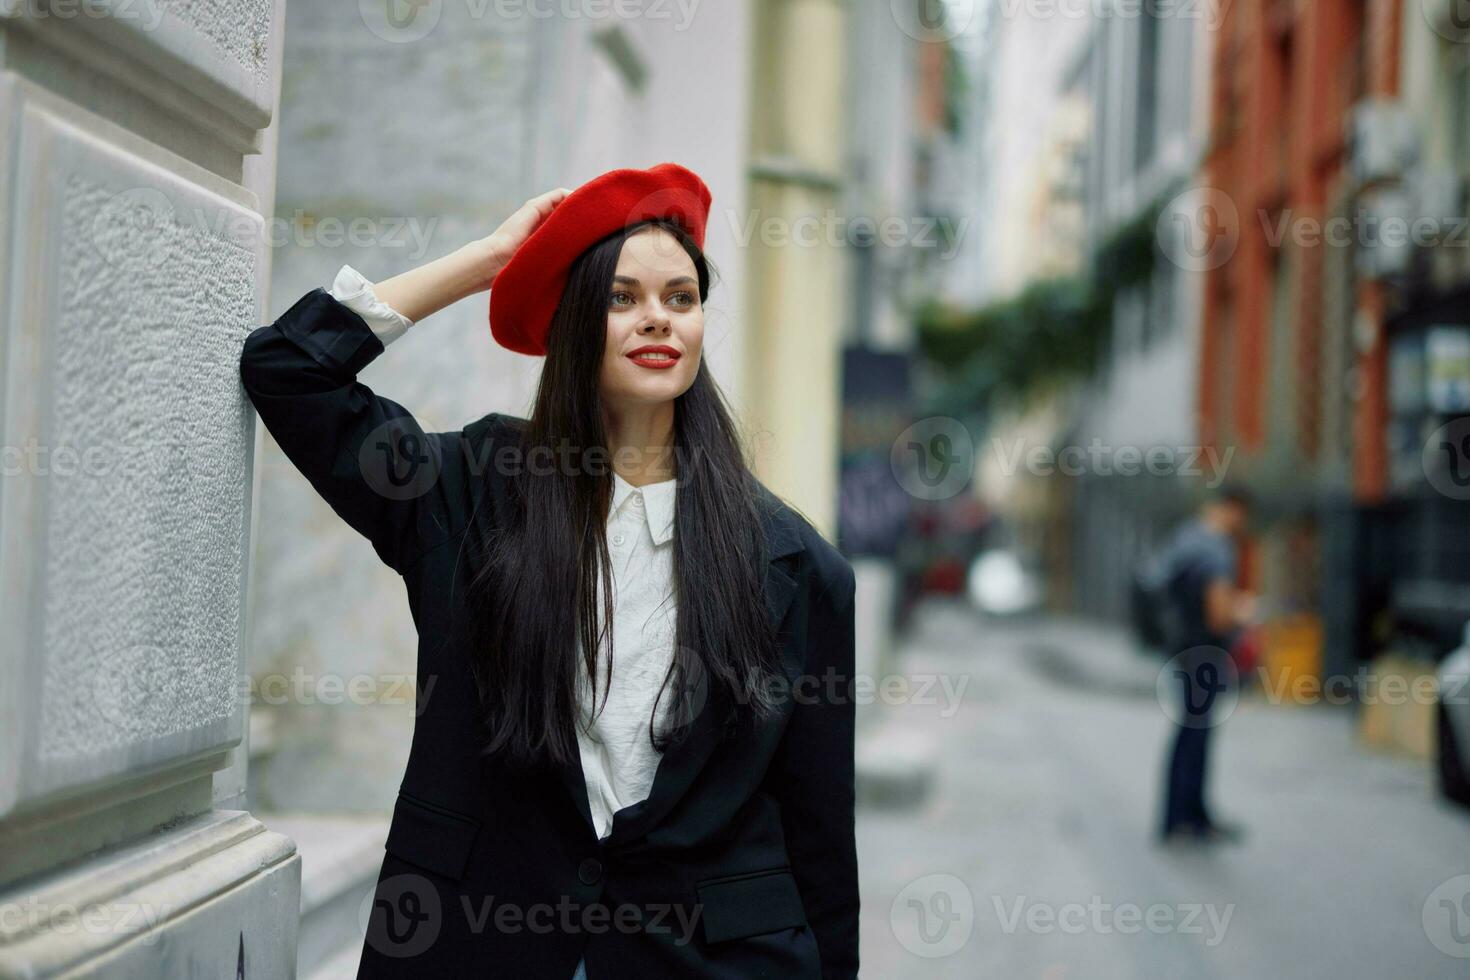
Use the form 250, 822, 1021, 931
696, 868, 807, 944
384, 791, 482, 881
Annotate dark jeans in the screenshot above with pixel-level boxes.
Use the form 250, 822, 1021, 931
1161, 647, 1229, 835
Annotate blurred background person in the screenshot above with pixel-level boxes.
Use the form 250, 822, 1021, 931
1156, 485, 1257, 845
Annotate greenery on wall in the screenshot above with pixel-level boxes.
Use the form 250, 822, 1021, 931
916, 196, 1165, 418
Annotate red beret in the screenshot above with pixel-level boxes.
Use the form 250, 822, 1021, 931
488, 162, 713, 356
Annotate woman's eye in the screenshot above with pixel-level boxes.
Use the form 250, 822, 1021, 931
670, 291, 695, 307
611, 291, 633, 307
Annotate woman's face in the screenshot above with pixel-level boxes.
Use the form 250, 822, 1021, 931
600, 226, 703, 409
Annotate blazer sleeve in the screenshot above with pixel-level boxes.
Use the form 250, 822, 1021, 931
770, 560, 859, 979
238, 286, 459, 576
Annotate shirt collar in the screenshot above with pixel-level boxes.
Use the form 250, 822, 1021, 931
610, 470, 677, 546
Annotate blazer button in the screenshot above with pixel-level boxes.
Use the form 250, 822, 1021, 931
578, 857, 604, 885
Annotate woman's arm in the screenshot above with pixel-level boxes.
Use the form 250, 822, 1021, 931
237, 188, 569, 573
239, 289, 460, 575
371, 188, 569, 323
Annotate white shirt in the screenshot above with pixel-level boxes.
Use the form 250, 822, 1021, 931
573, 468, 679, 840
327, 264, 678, 842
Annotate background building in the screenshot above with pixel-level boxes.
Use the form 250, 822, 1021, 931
1197, 0, 1377, 686
1063, 0, 1214, 621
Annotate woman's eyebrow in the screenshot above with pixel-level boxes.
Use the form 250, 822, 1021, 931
613, 275, 698, 288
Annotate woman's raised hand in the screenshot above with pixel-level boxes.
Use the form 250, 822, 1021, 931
368, 187, 570, 324
478, 187, 572, 287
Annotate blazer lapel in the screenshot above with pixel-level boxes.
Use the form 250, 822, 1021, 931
556, 494, 806, 845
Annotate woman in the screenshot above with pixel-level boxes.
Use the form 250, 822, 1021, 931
238, 163, 859, 979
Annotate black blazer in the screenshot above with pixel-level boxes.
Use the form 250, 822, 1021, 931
238, 288, 859, 979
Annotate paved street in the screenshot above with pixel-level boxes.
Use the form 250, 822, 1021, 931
857, 600, 1470, 979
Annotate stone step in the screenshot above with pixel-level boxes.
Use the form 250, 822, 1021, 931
262, 811, 388, 979
856, 724, 937, 809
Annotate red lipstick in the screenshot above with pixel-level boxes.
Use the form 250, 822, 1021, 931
626, 345, 681, 369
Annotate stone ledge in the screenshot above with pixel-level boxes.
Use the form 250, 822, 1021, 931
0, 809, 299, 978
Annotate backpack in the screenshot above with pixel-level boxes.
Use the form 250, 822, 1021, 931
1128, 548, 1179, 654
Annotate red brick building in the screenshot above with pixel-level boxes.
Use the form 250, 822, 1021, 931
1198, 0, 1406, 677
1201, 0, 1470, 680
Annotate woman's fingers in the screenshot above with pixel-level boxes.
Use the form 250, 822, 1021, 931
525, 187, 570, 222
492, 188, 572, 255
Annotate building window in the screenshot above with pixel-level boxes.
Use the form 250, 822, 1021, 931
1142, 262, 1176, 350
1134, 7, 1160, 171
1451, 43, 1470, 171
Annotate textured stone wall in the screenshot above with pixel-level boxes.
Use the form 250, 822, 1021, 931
0, 2, 297, 976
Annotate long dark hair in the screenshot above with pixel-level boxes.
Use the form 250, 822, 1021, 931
460, 218, 785, 770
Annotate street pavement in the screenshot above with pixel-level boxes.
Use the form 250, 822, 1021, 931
855, 599, 1470, 979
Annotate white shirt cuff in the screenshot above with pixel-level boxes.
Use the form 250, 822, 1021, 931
327, 263, 414, 346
